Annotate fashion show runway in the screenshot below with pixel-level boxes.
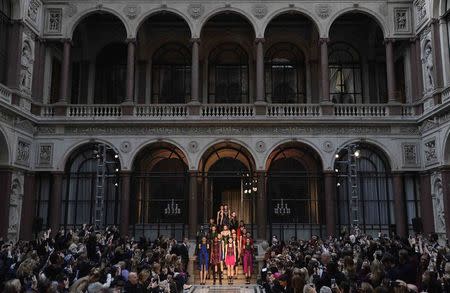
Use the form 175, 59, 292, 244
188, 285, 263, 293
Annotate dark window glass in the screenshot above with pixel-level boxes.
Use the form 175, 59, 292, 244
0, 0, 11, 84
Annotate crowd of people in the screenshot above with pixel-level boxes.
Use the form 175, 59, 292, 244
0, 225, 190, 293
1, 212, 450, 293
260, 232, 450, 293
195, 203, 255, 285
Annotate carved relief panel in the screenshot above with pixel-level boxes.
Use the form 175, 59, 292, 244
19, 31, 35, 94
423, 138, 438, 166
25, 0, 43, 32
16, 138, 31, 167
431, 172, 446, 235
421, 30, 434, 94
45, 8, 62, 34
402, 143, 419, 167
394, 8, 411, 34
8, 172, 24, 242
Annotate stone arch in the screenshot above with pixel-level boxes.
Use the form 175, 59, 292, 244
331, 139, 394, 171
66, 8, 132, 39
58, 139, 122, 171
135, 8, 194, 39
262, 7, 323, 38
197, 140, 257, 173
326, 7, 389, 38
441, 127, 450, 165
0, 126, 10, 166
263, 139, 325, 172
197, 8, 258, 38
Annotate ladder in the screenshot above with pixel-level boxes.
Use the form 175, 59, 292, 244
347, 146, 359, 233
94, 143, 107, 229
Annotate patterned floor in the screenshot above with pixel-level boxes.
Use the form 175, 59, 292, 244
188, 285, 263, 293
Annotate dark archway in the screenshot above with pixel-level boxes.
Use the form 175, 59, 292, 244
131, 142, 188, 239
266, 142, 324, 239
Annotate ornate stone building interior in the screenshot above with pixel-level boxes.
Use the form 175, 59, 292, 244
1, 0, 450, 243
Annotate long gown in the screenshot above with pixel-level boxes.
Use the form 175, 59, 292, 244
242, 244, 253, 274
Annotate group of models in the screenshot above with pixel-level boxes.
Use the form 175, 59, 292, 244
197, 204, 254, 285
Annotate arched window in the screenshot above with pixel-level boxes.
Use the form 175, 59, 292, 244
335, 145, 393, 235
0, 0, 11, 83
329, 43, 362, 104
94, 43, 127, 104
265, 43, 306, 103
208, 43, 249, 104
152, 43, 191, 104
62, 144, 121, 229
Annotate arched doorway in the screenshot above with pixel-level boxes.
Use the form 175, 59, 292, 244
266, 142, 324, 240
131, 142, 188, 239
199, 142, 256, 233
61, 143, 121, 230
334, 143, 394, 235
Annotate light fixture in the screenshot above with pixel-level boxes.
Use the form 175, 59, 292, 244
114, 182, 119, 187
115, 168, 119, 172
335, 154, 339, 159
337, 182, 341, 187
114, 154, 119, 159
354, 150, 360, 157
335, 168, 339, 173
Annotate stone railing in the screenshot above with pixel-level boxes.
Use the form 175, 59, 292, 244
200, 104, 255, 118
266, 104, 321, 117
40, 105, 55, 117
401, 105, 416, 117
334, 104, 388, 117
135, 104, 188, 118
67, 105, 122, 118
0, 83, 12, 104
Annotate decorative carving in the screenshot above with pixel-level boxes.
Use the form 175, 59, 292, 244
37, 143, 53, 166
432, 176, 446, 234
65, 125, 393, 136
402, 143, 419, 166
414, 0, 427, 26
422, 40, 434, 93
65, 3, 77, 18
120, 141, 132, 153
20, 34, 35, 93
37, 126, 56, 134
255, 141, 266, 153
322, 141, 334, 153
123, 4, 141, 20
15, 118, 35, 134
424, 138, 437, 165
8, 172, 24, 242
188, 141, 199, 153
188, 4, 204, 19
394, 8, 408, 32
27, 0, 41, 23
46, 8, 62, 33
315, 4, 331, 19
252, 4, 268, 19
16, 139, 31, 166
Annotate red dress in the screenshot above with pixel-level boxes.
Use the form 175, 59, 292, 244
225, 243, 236, 266
210, 240, 222, 265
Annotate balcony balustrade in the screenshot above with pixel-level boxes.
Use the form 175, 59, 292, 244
0, 83, 12, 104
200, 104, 255, 118
135, 104, 188, 118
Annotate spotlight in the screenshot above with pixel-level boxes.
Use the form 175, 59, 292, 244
354, 150, 360, 158
244, 190, 248, 194
115, 168, 119, 172
114, 182, 119, 187
114, 154, 119, 159
253, 187, 257, 192
335, 168, 339, 173
337, 182, 341, 187
335, 154, 339, 159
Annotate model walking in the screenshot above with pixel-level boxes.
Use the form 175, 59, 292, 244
198, 236, 209, 285
224, 237, 236, 285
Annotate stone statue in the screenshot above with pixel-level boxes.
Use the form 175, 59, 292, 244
8, 178, 23, 241
423, 42, 434, 92
432, 180, 446, 234
20, 41, 33, 92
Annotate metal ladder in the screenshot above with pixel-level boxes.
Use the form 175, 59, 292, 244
347, 147, 359, 232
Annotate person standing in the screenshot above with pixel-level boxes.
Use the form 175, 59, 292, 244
197, 237, 209, 285
242, 237, 254, 284
225, 237, 237, 285
210, 236, 223, 285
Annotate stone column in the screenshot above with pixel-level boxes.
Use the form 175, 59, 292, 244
319, 38, 330, 103
431, 19, 443, 89
6, 20, 23, 91
419, 172, 435, 234
255, 38, 265, 103
125, 39, 136, 103
440, 17, 450, 87
188, 171, 198, 239
323, 171, 337, 237
20, 172, 35, 240
49, 172, 63, 237
0, 168, 12, 239
415, 38, 424, 99
190, 38, 200, 103
59, 39, 72, 103
409, 38, 419, 101
392, 173, 407, 237
120, 172, 131, 235
256, 171, 266, 240
385, 39, 397, 103
32, 39, 46, 103
441, 168, 450, 240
